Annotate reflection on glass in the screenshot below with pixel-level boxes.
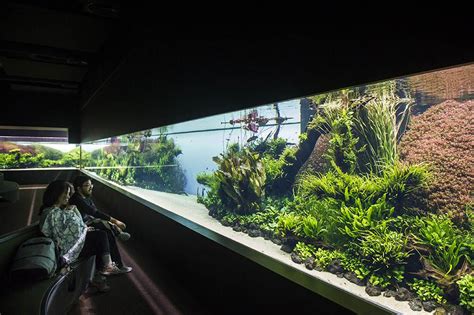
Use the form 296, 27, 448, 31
0, 141, 80, 169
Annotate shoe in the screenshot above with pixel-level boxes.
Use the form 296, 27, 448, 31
118, 232, 131, 241
118, 265, 132, 273
100, 262, 131, 276
90, 274, 110, 292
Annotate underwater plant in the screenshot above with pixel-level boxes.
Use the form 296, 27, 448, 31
89, 132, 186, 192
133, 134, 186, 193
357, 225, 410, 286
339, 253, 371, 280
276, 212, 302, 239
399, 99, 474, 224
293, 242, 317, 261
297, 161, 429, 217
301, 215, 326, 242
410, 215, 472, 287
367, 269, 404, 289
261, 146, 298, 196
213, 148, 266, 215
457, 274, 474, 312
313, 102, 363, 174
338, 195, 394, 244
249, 137, 287, 159
310, 82, 413, 176
380, 161, 430, 215
409, 279, 446, 304
314, 248, 344, 270
352, 90, 413, 175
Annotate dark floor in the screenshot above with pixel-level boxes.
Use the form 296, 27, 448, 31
68, 241, 207, 315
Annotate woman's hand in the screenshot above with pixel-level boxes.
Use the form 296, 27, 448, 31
111, 218, 126, 230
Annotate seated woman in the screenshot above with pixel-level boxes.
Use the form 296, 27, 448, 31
39, 180, 122, 292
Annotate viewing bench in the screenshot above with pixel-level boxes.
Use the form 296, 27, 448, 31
0, 224, 94, 315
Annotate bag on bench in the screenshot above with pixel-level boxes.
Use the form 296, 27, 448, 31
10, 236, 57, 282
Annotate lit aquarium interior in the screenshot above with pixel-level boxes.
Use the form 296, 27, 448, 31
2, 64, 473, 313
0, 127, 80, 169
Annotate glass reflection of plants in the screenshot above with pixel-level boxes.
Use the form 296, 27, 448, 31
197, 81, 473, 312
0, 143, 81, 168
85, 130, 186, 193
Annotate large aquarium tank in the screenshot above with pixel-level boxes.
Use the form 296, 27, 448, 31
2, 64, 472, 313
80, 63, 473, 313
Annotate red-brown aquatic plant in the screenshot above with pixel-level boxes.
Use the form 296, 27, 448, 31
399, 100, 473, 224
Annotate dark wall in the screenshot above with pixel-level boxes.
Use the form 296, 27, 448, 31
0, 91, 81, 143
0, 185, 45, 235
80, 37, 474, 142
0, 169, 79, 235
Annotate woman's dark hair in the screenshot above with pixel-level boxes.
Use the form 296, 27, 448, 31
73, 175, 91, 190
39, 180, 70, 215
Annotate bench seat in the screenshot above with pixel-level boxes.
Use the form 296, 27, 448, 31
0, 224, 94, 315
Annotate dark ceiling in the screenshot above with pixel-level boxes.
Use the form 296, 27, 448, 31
1, 3, 473, 143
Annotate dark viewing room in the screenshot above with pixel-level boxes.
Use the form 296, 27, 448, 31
1, 3, 473, 315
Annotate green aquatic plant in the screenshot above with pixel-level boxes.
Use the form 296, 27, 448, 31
359, 225, 410, 270
287, 195, 340, 246
316, 103, 363, 174
213, 148, 266, 215
293, 242, 317, 261
249, 137, 287, 159
276, 212, 302, 239
298, 161, 429, 217
411, 215, 472, 287
409, 279, 446, 304
457, 274, 474, 312
338, 195, 394, 241
311, 83, 413, 176
352, 92, 413, 175
368, 268, 404, 289
220, 213, 239, 226
297, 164, 378, 204
380, 162, 430, 214
247, 137, 298, 197
314, 248, 344, 270
197, 172, 227, 217
298, 132, 308, 143
339, 254, 371, 280
351, 224, 410, 287
301, 215, 326, 241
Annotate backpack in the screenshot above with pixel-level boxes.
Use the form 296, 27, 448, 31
10, 236, 57, 282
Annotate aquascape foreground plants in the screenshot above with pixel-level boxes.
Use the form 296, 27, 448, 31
196, 83, 473, 313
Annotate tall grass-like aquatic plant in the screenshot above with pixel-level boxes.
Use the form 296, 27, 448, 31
352, 82, 413, 175
313, 82, 413, 175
